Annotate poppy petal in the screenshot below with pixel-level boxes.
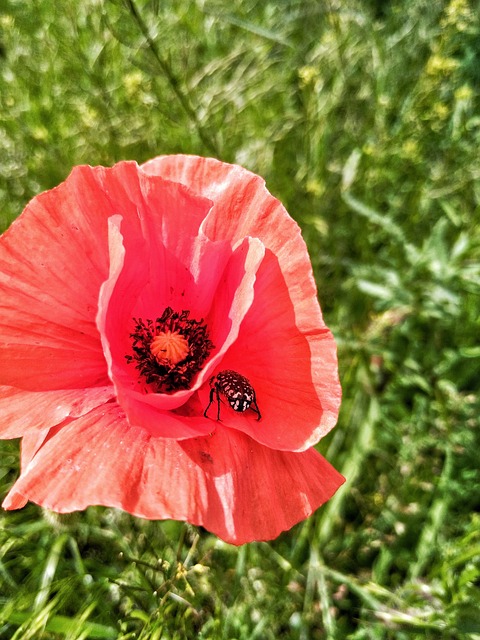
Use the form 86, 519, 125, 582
98, 214, 265, 438
2, 157, 343, 542
0, 385, 114, 438
0, 427, 52, 510
22, 429, 51, 466
0, 168, 112, 390
142, 155, 341, 438
2, 402, 345, 545
197, 246, 336, 451
0, 161, 213, 392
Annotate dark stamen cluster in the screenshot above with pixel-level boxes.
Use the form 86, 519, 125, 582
125, 307, 214, 393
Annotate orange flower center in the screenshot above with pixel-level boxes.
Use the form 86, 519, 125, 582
126, 307, 214, 393
150, 330, 190, 365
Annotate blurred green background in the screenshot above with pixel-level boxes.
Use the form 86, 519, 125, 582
1, 0, 479, 638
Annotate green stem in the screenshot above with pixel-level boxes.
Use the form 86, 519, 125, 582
409, 446, 454, 580
125, 0, 219, 155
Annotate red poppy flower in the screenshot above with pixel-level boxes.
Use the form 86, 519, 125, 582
0, 155, 344, 545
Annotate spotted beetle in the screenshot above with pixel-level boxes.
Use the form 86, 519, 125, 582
204, 369, 261, 421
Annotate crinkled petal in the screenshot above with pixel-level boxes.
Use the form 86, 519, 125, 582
142, 155, 341, 438
2, 402, 345, 545
21, 429, 51, 471
198, 247, 336, 451
0, 385, 115, 438
5, 429, 54, 510
0, 161, 213, 391
98, 214, 265, 438
0, 168, 112, 390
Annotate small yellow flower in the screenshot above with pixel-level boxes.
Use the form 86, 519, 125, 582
454, 85, 473, 101
432, 102, 450, 120
31, 125, 49, 142
0, 15, 14, 28
401, 139, 419, 159
442, 0, 472, 29
298, 65, 318, 87
362, 143, 376, 157
305, 178, 324, 197
123, 71, 144, 97
79, 105, 99, 129
426, 54, 459, 76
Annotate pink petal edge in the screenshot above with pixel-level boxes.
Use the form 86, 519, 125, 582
3, 402, 345, 545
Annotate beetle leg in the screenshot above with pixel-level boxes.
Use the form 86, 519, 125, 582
251, 397, 261, 421
204, 387, 216, 418
215, 385, 222, 421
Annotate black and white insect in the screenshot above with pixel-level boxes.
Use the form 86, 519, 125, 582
204, 369, 261, 421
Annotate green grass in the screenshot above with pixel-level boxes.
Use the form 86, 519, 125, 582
1, 0, 479, 637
